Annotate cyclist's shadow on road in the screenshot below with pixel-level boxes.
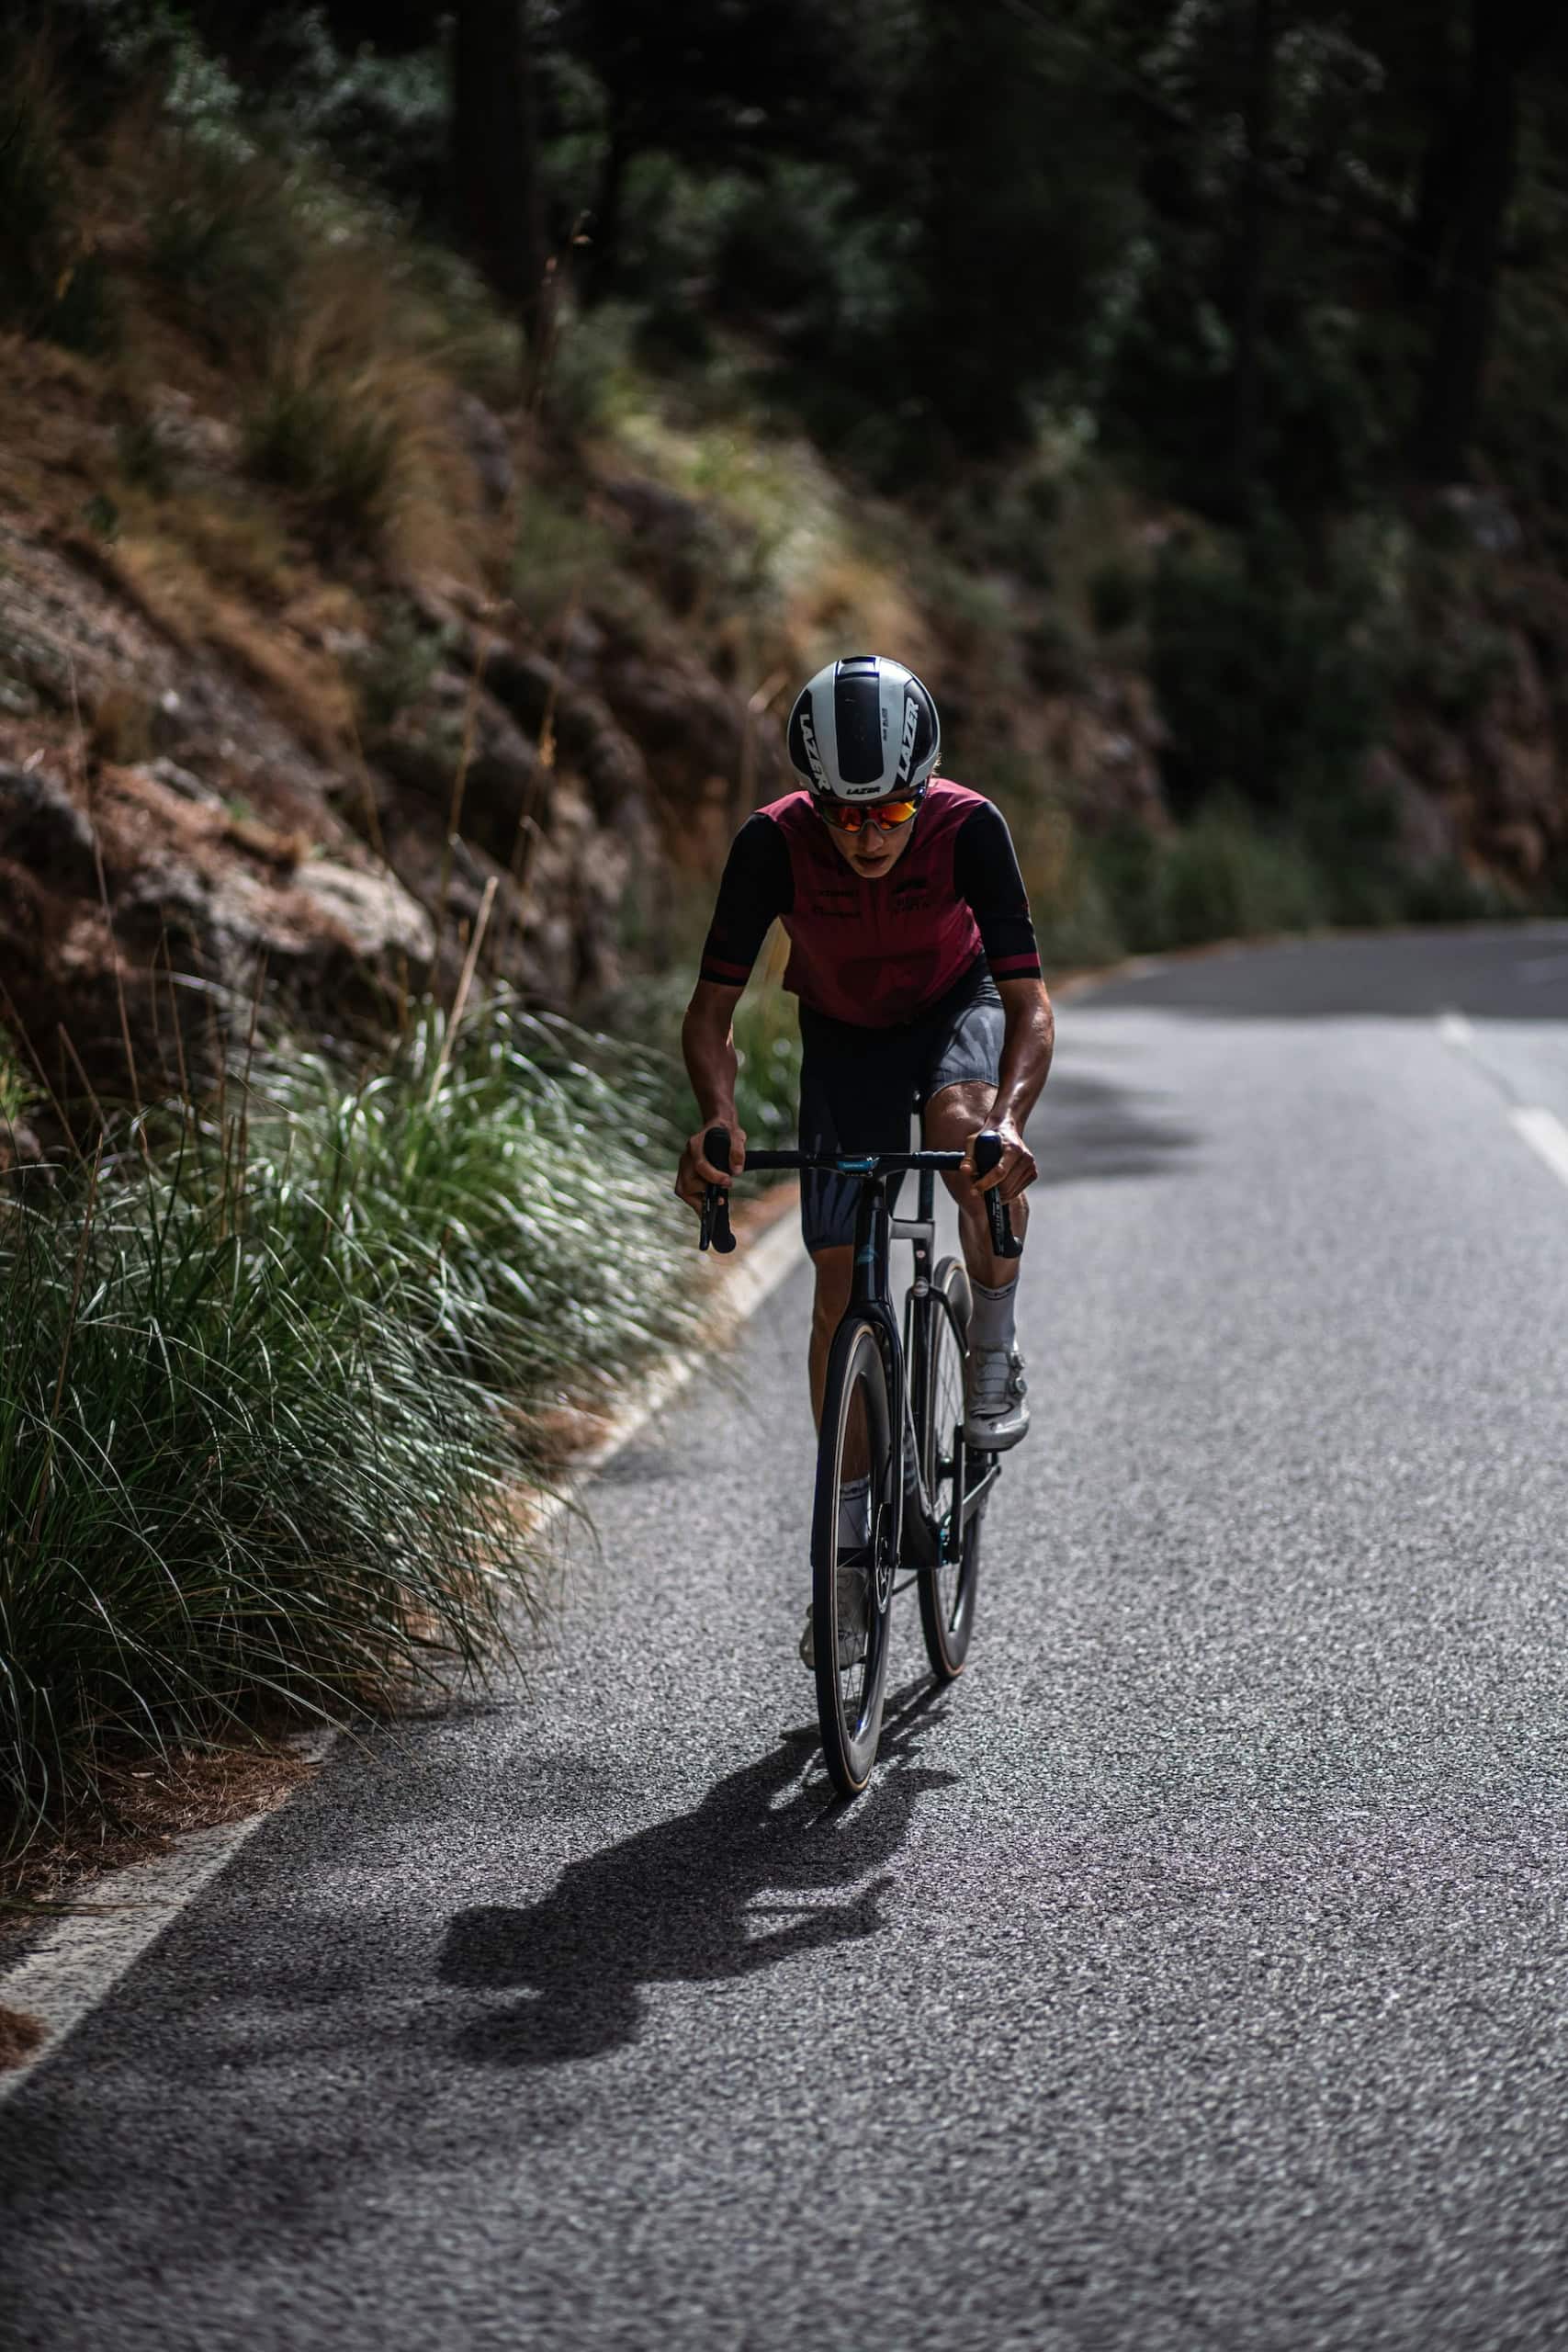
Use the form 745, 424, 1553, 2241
439, 1690, 956, 2068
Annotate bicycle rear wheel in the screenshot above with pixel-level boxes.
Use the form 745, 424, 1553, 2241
917, 1258, 981, 1679
811, 1316, 897, 1796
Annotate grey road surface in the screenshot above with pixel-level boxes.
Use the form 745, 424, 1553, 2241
6, 927, 1568, 2352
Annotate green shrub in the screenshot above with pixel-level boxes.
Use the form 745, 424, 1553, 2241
1400, 859, 1521, 926
1157, 808, 1328, 946
1031, 806, 1335, 966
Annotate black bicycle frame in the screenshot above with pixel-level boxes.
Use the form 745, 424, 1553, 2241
702, 1132, 1002, 1549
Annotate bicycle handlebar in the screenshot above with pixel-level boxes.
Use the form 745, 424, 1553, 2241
697, 1127, 1022, 1255
700, 1126, 738, 1253
972, 1130, 1024, 1260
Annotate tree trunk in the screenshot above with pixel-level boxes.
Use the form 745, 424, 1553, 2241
1230, 0, 1278, 522
450, 0, 547, 349
583, 115, 633, 304
1412, 0, 1556, 481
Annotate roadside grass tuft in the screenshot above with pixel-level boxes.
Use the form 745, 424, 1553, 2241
0, 994, 704, 1857
245, 369, 404, 537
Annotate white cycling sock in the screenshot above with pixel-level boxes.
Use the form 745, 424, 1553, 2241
969, 1275, 1019, 1355
838, 1475, 871, 1548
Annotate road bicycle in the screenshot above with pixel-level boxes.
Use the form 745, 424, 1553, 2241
700, 1127, 1018, 1796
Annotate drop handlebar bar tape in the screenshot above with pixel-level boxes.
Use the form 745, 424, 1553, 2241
700, 1125, 737, 1254
973, 1130, 1023, 1259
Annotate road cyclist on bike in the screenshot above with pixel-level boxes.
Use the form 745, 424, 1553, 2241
674, 653, 1055, 1674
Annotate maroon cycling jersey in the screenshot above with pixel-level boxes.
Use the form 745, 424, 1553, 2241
700, 778, 1041, 1029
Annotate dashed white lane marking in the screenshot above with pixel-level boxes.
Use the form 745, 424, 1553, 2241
1510, 1107, 1568, 1193
0, 1209, 806, 2102
1438, 1012, 1568, 1194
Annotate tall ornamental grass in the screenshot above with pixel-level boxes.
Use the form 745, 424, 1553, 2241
0, 997, 703, 1852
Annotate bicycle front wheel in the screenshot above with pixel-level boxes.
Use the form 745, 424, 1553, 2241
917, 1257, 981, 1679
811, 1315, 897, 1796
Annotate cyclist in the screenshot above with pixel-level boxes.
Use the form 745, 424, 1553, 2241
674, 654, 1054, 1652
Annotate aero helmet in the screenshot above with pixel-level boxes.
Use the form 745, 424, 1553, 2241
785, 654, 941, 804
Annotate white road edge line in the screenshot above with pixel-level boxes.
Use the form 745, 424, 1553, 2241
0, 1208, 806, 2102
1511, 1106, 1568, 1193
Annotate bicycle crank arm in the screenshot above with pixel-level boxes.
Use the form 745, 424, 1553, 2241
958, 1454, 1002, 1529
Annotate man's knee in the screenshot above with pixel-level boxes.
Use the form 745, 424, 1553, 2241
925, 1080, 991, 1154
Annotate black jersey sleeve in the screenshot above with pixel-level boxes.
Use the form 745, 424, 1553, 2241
699, 812, 793, 989
953, 801, 1042, 981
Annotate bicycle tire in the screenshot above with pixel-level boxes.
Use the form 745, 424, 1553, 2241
810, 1315, 897, 1796
917, 1257, 982, 1679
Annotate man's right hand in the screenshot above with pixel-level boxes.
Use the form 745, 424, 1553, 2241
674, 1118, 748, 1215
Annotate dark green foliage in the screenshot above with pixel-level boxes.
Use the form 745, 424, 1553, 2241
0, 40, 119, 353
1089, 561, 1143, 638
1149, 525, 1393, 820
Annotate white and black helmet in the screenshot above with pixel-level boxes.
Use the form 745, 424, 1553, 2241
785, 654, 942, 804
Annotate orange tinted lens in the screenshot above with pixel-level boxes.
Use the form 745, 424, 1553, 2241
820, 798, 918, 832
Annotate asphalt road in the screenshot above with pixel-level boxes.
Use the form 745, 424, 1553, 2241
6, 926, 1568, 2352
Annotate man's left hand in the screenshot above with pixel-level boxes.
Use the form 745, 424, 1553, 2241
961, 1116, 1036, 1204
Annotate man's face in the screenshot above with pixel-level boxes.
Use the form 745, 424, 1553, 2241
821, 806, 920, 882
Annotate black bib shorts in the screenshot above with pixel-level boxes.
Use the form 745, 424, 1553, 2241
796, 960, 1004, 1254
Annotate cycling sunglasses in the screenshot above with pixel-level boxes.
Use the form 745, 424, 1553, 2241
816, 795, 922, 835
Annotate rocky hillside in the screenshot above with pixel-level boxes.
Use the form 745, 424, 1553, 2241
4, 29, 1567, 1116
0, 247, 1169, 1107
0, 324, 797, 1099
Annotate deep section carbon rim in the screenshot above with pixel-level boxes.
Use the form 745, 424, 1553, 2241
811, 1317, 896, 1795
918, 1261, 980, 1679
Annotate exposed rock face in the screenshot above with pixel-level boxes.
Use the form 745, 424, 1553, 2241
0, 760, 435, 1092
1038, 669, 1168, 833
0, 506, 760, 1091
1391, 549, 1568, 893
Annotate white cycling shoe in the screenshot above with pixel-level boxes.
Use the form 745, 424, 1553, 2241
964, 1346, 1030, 1451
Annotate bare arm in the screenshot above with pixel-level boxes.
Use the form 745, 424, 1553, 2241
674, 980, 748, 1211
992, 977, 1055, 1131
964, 977, 1055, 1203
